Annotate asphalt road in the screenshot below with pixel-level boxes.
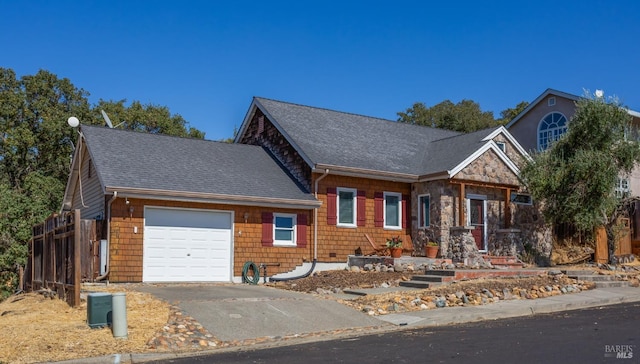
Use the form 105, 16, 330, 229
150, 302, 640, 364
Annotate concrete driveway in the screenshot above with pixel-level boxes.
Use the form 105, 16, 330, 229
135, 284, 388, 342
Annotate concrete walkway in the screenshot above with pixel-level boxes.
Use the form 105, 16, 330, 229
58, 285, 640, 364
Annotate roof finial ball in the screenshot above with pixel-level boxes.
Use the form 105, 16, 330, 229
67, 116, 80, 128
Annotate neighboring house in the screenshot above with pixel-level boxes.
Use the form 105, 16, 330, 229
62, 97, 540, 283
506, 88, 640, 197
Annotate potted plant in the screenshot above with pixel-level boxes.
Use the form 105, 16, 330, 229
425, 241, 439, 258
386, 236, 403, 258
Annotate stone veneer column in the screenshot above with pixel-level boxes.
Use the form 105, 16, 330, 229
448, 226, 479, 262
490, 228, 523, 256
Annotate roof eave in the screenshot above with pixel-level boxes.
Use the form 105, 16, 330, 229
313, 164, 417, 183
482, 126, 532, 161
104, 187, 322, 209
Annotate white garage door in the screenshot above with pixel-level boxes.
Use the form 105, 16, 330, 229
143, 207, 232, 282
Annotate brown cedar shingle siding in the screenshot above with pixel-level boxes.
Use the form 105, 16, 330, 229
357, 190, 366, 227
108, 198, 312, 282
314, 174, 411, 259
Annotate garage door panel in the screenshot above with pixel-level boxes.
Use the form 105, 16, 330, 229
143, 207, 232, 282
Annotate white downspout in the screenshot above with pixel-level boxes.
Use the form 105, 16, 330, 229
313, 169, 330, 260
96, 191, 117, 281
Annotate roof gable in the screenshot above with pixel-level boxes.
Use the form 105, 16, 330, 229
238, 97, 480, 178
452, 147, 521, 186
505, 88, 580, 129
69, 125, 319, 208
506, 88, 640, 129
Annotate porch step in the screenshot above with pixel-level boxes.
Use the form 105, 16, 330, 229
482, 255, 526, 268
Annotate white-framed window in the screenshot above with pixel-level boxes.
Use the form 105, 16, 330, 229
496, 141, 506, 153
337, 187, 357, 227
615, 178, 630, 198
383, 192, 402, 229
273, 213, 296, 246
538, 112, 568, 151
418, 194, 430, 227
548, 97, 556, 106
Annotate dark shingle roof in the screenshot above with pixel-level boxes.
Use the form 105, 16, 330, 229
419, 126, 502, 175
80, 125, 316, 203
254, 97, 496, 176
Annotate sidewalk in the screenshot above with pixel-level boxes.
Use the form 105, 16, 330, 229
57, 285, 640, 364
377, 286, 640, 327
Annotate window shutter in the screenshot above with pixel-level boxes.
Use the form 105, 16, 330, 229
357, 190, 366, 227
374, 192, 384, 227
327, 187, 337, 225
261, 212, 274, 247
297, 214, 308, 248
402, 194, 410, 229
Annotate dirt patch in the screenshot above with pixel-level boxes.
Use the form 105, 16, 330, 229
268, 270, 410, 292
0, 286, 170, 364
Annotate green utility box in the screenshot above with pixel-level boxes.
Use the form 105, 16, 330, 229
87, 292, 112, 328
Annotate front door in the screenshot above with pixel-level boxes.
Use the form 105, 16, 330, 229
469, 199, 486, 251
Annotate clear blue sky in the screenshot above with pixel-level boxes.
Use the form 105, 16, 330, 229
2, 1, 639, 141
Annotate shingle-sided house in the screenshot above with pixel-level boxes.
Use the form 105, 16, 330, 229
62, 97, 544, 283
236, 98, 546, 267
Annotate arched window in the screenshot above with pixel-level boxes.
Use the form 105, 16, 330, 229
538, 112, 567, 150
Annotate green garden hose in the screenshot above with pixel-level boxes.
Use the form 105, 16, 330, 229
242, 261, 260, 284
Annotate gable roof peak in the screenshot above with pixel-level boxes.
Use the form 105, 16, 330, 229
254, 96, 399, 125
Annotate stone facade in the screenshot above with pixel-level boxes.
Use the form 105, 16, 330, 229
454, 149, 520, 186
411, 147, 551, 262
449, 227, 481, 262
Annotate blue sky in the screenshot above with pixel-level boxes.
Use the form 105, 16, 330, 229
2, 1, 639, 140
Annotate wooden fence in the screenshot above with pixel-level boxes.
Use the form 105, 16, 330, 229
25, 210, 102, 307
594, 218, 632, 264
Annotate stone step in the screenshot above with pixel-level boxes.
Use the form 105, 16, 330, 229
561, 270, 597, 276
491, 262, 526, 268
595, 281, 630, 288
422, 269, 456, 276
568, 274, 616, 282
411, 275, 452, 283
399, 280, 440, 289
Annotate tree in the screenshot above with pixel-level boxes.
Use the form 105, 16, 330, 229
520, 92, 640, 246
397, 99, 497, 132
498, 101, 529, 125
95, 99, 205, 138
0, 68, 205, 299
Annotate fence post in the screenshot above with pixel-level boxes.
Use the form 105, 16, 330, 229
73, 209, 81, 306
